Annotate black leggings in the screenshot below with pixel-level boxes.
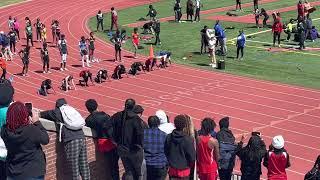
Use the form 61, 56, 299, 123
15, 29, 20, 40
97, 20, 103, 31
273, 32, 281, 45
236, 0, 242, 10
10, 41, 16, 53
194, 8, 200, 21
36, 28, 41, 40
26, 35, 33, 46
43, 58, 49, 72
237, 46, 244, 59
0, 68, 6, 79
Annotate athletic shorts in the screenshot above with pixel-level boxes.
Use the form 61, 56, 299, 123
61, 54, 67, 62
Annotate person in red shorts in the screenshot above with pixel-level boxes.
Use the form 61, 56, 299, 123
110, 7, 118, 31
0, 54, 7, 79
132, 28, 140, 58
263, 135, 291, 180
197, 118, 220, 180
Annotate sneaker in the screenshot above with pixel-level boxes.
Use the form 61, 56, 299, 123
47, 71, 51, 74
22, 74, 26, 77
60, 68, 64, 71
43, 71, 46, 74
64, 68, 68, 71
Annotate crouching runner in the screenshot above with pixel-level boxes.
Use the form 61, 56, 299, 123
38, 79, 55, 96
61, 75, 75, 92
112, 64, 127, 79
129, 62, 145, 76
95, 69, 109, 83
79, 70, 94, 87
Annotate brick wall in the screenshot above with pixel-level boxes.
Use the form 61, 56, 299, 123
40, 119, 123, 180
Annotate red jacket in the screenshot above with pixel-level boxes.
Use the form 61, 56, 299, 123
297, 3, 305, 16
272, 22, 283, 33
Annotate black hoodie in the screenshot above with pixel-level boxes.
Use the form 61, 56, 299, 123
164, 130, 196, 169
1, 121, 49, 179
40, 98, 85, 142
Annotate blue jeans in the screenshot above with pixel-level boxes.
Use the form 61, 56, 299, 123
7, 176, 44, 180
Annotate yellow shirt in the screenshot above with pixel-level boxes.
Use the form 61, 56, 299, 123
286, 23, 293, 32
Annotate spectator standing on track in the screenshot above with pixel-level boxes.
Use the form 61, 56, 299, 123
1, 102, 49, 180
8, 16, 14, 30
200, 26, 208, 54
154, 19, 161, 45
58, 34, 68, 71
40, 98, 90, 180
236, 0, 242, 11
112, 99, 144, 180
40, 43, 50, 73
217, 117, 237, 180
18, 46, 30, 76
41, 24, 47, 44
164, 115, 196, 180
85, 99, 119, 180
88, 32, 96, 63
0, 79, 14, 180
297, 0, 305, 19
110, 30, 123, 62
236, 30, 246, 60
297, 18, 306, 50
236, 134, 267, 180
197, 118, 220, 180
25, 22, 34, 47
174, 0, 182, 22
146, 5, 157, 21
13, 18, 20, 41
186, 0, 194, 22
284, 19, 294, 41
156, 110, 175, 135
260, 8, 269, 27
132, 28, 140, 58
96, 10, 104, 31
304, 155, 320, 180
263, 135, 291, 180
110, 7, 119, 31
272, 20, 283, 47
143, 116, 168, 180
8, 28, 17, 54
34, 18, 42, 42
194, 0, 201, 22
253, 0, 259, 11
79, 36, 90, 67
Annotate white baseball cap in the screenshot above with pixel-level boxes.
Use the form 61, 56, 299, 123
272, 135, 285, 149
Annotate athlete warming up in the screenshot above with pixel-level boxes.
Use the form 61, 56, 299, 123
79, 70, 93, 87
18, 46, 30, 76
88, 32, 97, 63
95, 69, 109, 83
61, 75, 75, 92
38, 79, 55, 96
40, 43, 50, 73
79, 36, 90, 67
58, 34, 68, 71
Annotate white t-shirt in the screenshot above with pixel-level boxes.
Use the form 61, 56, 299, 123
208, 37, 216, 49
195, 0, 201, 8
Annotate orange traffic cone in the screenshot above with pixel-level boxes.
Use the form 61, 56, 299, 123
149, 44, 154, 59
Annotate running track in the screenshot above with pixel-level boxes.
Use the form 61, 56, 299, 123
1, 0, 320, 179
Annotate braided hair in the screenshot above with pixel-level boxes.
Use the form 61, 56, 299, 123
6, 101, 30, 132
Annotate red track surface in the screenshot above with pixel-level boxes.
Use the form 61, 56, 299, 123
205, 0, 320, 24
1, 0, 320, 179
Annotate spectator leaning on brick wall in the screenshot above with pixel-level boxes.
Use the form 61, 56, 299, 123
1, 101, 49, 180
40, 98, 90, 180
0, 79, 14, 180
85, 99, 119, 180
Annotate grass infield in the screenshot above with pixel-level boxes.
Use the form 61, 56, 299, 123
0, 0, 25, 7
88, 0, 320, 89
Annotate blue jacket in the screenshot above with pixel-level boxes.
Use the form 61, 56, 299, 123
237, 33, 246, 47
214, 24, 226, 39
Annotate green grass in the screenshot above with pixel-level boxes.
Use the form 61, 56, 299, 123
88, 0, 320, 89
0, 0, 24, 7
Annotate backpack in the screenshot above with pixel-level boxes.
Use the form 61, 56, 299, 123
58, 105, 85, 141
219, 142, 237, 170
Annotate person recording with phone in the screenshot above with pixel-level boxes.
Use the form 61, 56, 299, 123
0, 101, 49, 180
236, 132, 267, 180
